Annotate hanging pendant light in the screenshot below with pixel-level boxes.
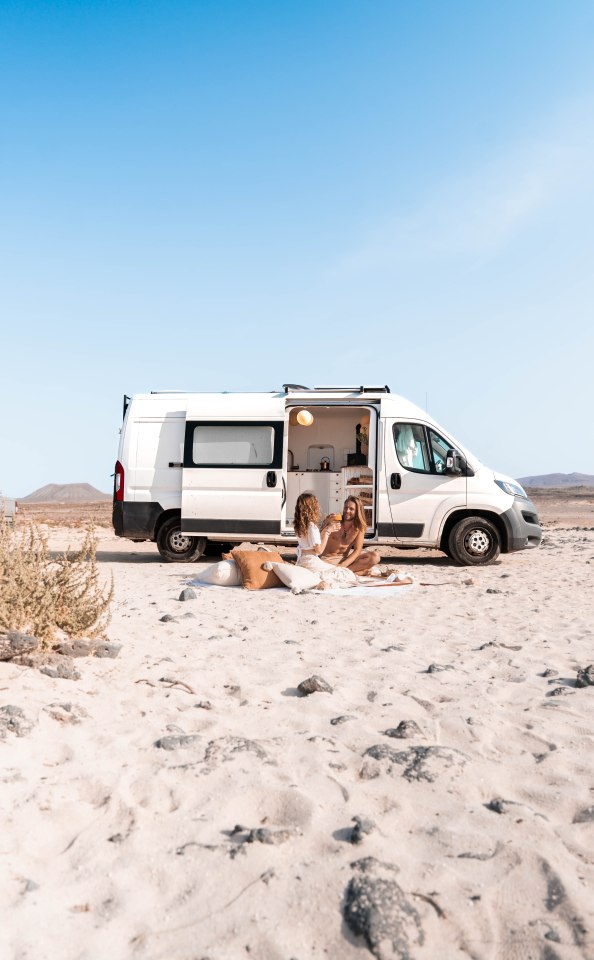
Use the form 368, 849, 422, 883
296, 409, 314, 426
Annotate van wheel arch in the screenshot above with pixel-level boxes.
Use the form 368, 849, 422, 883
440, 510, 508, 557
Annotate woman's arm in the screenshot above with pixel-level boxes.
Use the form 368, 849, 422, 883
312, 524, 338, 555
338, 529, 365, 567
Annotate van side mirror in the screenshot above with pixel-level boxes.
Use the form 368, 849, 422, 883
445, 449, 464, 474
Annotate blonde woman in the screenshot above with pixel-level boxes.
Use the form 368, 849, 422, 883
320, 496, 381, 574
293, 493, 357, 587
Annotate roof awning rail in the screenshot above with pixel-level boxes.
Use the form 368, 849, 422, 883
283, 384, 391, 394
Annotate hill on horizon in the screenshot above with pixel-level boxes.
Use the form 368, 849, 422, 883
20, 483, 111, 503
518, 472, 594, 488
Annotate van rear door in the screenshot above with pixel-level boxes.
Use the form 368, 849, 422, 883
181, 395, 286, 538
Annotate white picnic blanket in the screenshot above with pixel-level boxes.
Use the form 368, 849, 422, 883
186, 578, 416, 597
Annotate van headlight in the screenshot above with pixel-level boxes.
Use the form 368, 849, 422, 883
495, 479, 527, 499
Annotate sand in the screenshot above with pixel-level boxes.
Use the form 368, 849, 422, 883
1, 501, 594, 959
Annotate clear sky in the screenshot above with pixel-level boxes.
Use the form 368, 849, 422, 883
1, 0, 593, 496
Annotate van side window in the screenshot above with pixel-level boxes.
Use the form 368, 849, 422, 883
393, 423, 430, 472
428, 430, 451, 474
191, 424, 276, 466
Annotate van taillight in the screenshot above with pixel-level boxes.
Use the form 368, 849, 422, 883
115, 460, 124, 501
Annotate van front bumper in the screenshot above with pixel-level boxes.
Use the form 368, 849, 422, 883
501, 496, 542, 551
112, 501, 163, 540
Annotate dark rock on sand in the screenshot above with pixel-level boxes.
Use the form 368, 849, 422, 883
486, 588, 502, 594
160, 614, 177, 623
194, 700, 213, 710
94, 642, 121, 659
154, 734, 202, 750
343, 857, 424, 960
383, 721, 422, 740
573, 805, 594, 823
426, 663, 453, 673
575, 664, 594, 688
54, 639, 94, 657
350, 816, 375, 844
298, 675, 333, 695
485, 798, 509, 814
39, 657, 81, 680
246, 827, 293, 845
364, 744, 465, 782
330, 715, 355, 725
541, 669, 558, 678
0, 630, 38, 661
0, 705, 35, 738
546, 686, 573, 697
179, 588, 198, 601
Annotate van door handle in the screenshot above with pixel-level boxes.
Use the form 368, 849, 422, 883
267, 471, 277, 488
390, 472, 401, 490
281, 475, 286, 506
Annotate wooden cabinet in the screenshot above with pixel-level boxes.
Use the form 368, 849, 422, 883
286, 472, 342, 522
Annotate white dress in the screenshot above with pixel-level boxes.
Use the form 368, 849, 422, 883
296, 522, 357, 587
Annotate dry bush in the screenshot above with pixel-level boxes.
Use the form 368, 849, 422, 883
0, 521, 113, 647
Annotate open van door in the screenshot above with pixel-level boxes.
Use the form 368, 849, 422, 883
181, 394, 287, 537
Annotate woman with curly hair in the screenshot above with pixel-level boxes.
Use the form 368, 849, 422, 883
293, 493, 357, 587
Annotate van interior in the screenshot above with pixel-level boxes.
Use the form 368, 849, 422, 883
284, 405, 375, 533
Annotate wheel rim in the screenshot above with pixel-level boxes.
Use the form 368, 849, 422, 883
168, 530, 194, 553
463, 527, 492, 557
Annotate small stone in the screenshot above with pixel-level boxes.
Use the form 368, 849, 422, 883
573, 805, 594, 823
0, 705, 35, 738
426, 663, 452, 673
154, 734, 202, 750
486, 588, 502, 594
54, 639, 94, 658
330, 715, 354, 726
179, 588, 198, 601
0, 630, 39, 661
343, 857, 424, 958
246, 827, 292, 845
297, 675, 333, 696
575, 665, 594, 688
364, 744, 466, 782
23, 879, 39, 893
541, 669, 558, 678
463, 578, 475, 586
40, 658, 80, 680
107, 833, 125, 843
180, 612, 196, 619
485, 798, 508, 814
383, 720, 422, 740
194, 701, 213, 710
546, 686, 572, 697
160, 614, 177, 623
94, 642, 121, 659
350, 816, 375, 844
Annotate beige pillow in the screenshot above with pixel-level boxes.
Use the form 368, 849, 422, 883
269, 562, 320, 591
231, 549, 284, 590
194, 560, 242, 586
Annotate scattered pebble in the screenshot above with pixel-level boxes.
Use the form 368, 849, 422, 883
575, 665, 594, 688
154, 734, 202, 750
541, 668, 559, 678
0, 705, 35, 738
330, 715, 355, 726
179, 588, 198, 601
39, 658, 81, 681
350, 816, 375, 844
160, 614, 177, 623
426, 663, 453, 673
383, 720, 422, 740
194, 701, 213, 710
343, 857, 424, 958
297, 675, 333, 696
573, 806, 594, 824
94, 642, 121, 659
486, 588, 503, 594
364, 744, 466, 782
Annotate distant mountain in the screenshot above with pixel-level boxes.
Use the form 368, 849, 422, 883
518, 472, 594, 488
20, 483, 111, 503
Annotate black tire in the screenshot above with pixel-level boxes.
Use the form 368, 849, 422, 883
448, 516, 501, 566
156, 517, 206, 563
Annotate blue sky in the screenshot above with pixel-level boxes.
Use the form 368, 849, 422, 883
1, 0, 593, 495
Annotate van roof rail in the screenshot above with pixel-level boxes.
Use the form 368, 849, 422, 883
313, 384, 391, 393
283, 384, 391, 394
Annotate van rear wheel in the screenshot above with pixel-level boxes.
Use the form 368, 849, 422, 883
448, 516, 500, 566
157, 517, 206, 563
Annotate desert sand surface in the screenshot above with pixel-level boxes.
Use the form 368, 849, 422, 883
2, 497, 594, 959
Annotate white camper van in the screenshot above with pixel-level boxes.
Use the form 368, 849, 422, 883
112, 384, 541, 565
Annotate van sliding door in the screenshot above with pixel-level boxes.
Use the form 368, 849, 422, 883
181, 396, 286, 537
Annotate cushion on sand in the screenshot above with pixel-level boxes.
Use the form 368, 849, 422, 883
231, 549, 284, 590
269, 562, 320, 591
222, 542, 277, 560
194, 559, 242, 586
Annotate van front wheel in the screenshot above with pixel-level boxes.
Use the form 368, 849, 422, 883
156, 517, 206, 563
448, 517, 500, 566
